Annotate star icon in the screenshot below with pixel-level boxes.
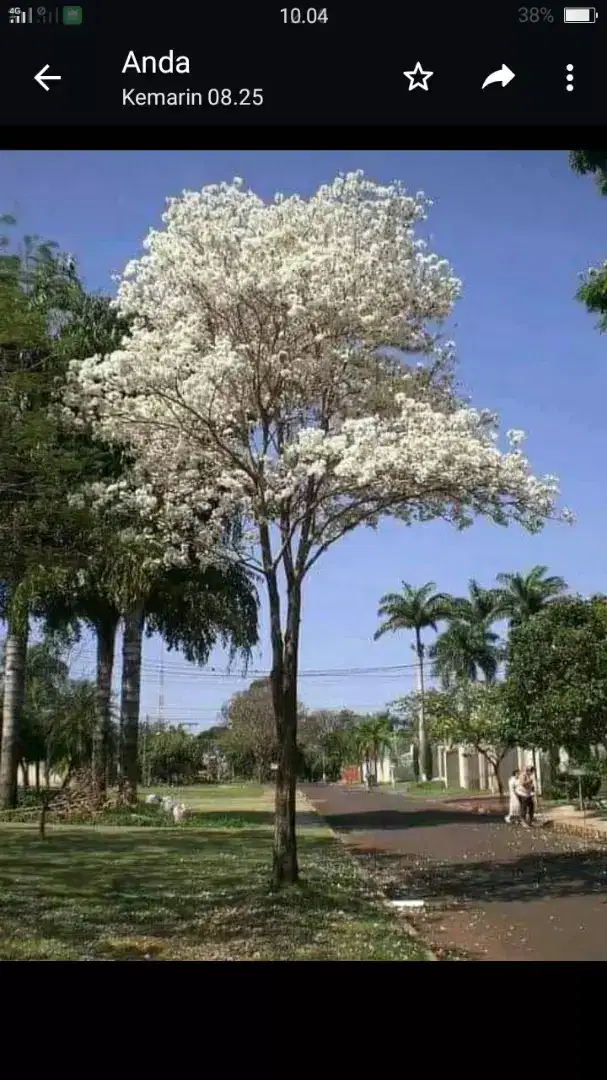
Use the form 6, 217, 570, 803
403, 62, 434, 91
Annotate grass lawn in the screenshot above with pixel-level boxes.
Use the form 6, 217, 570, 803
395, 780, 469, 798
0, 785, 427, 961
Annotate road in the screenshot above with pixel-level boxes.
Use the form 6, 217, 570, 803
303, 783, 607, 961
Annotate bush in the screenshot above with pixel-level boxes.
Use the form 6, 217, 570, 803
549, 771, 601, 804
17, 789, 52, 808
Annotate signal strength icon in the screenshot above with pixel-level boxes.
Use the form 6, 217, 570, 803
8, 6, 33, 21
8, 5, 62, 22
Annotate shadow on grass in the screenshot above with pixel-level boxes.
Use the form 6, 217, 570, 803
0, 824, 396, 960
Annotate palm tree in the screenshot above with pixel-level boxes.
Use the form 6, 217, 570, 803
494, 565, 568, 627
374, 583, 452, 780
430, 620, 502, 688
430, 578, 503, 689
448, 579, 502, 624
118, 556, 259, 805
0, 226, 95, 809
355, 715, 394, 783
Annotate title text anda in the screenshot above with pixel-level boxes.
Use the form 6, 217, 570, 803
121, 51, 191, 74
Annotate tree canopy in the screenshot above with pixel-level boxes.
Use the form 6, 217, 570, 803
503, 595, 607, 755
220, 679, 279, 782
495, 565, 568, 627
425, 682, 513, 794
569, 151, 607, 330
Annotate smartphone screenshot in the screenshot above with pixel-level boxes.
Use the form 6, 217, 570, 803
1, 2, 607, 966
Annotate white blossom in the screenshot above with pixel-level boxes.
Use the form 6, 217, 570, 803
68, 171, 567, 583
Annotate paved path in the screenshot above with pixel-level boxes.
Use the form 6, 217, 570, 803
303, 784, 607, 961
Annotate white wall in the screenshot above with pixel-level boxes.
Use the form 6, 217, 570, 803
17, 763, 63, 788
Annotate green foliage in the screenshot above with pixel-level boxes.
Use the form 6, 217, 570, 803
374, 580, 452, 652
504, 595, 607, 753
426, 683, 511, 756
146, 560, 259, 668
390, 689, 443, 734
16, 787, 50, 808
353, 714, 394, 773
0, 222, 105, 587
549, 770, 602, 804
430, 619, 501, 687
570, 151, 607, 195
1, 634, 99, 777
429, 578, 503, 688
577, 263, 607, 334
220, 679, 279, 781
297, 708, 358, 780
139, 721, 204, 785
425, 682, 512, 792
446, 578, 503, 624
44, 679, 99, 775
495, 565, 568, 627
569, 152, 607, 330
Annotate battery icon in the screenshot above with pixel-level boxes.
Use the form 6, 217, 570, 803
564, 7, 598, 20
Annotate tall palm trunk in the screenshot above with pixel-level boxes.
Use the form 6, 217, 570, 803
119, 604, 144, 806
0, 615, 29, 809
92, 610, 119, 797
415, 629, 430, 783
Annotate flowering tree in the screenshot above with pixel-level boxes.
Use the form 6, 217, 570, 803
69, 172, 565, 885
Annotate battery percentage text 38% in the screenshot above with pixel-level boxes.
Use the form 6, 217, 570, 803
518, 7, 554, 20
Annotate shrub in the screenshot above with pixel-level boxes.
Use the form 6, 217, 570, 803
17, 789, 51, 808
549, 771, 601, 804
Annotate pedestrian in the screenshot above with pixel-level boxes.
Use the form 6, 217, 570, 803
525, 766, 537, 826
505, 768, 520, 824
515, 766, 535, 827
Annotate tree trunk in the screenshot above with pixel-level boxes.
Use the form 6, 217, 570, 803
20, 760, 28, 791
92, 611, 118, 797
0, 617, 28, 809
119, 605, 144, 806
34, 760, 40, 792
61, 766, 73, 790
268, 577, 300, 889
416, 631, 431, 782
491, 757, 504, 797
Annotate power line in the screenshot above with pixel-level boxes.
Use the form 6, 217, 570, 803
67, 650, 429, 679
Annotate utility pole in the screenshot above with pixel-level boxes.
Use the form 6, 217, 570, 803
157, 643, 165, 724
142, 715, 149, 787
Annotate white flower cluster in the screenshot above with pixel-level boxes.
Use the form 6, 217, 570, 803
69, 171, 566, 576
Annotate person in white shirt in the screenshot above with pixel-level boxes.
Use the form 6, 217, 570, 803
505, 769, 520, 824
515, 766, 536, 827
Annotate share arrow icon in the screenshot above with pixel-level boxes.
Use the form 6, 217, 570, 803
481, 64, 515, 90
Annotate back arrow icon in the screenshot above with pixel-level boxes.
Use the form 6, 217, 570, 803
481, 64, 515, 90
34, 64, 61, 91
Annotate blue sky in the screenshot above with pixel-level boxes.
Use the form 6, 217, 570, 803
2, 150, 606, 726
